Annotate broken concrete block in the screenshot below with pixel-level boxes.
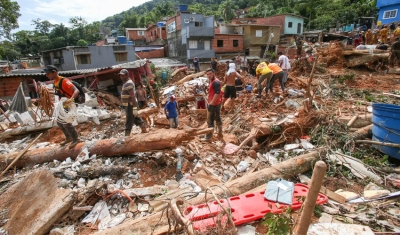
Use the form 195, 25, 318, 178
49, 225, 75, 235
364, 190, 390, 200
64, 169, 77, 180
138, 203, 149, 212
335, 189, 359, 201
0, 170, 75, 235
237, 225, 256, 235
19, 111, 35, 125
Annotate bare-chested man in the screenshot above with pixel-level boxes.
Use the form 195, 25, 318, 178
221, 63, 244, 111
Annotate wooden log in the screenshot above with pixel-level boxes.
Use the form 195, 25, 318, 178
347, 114, 359, 127
0, 128, 204, 168
355, 140, 400, 148
138, 107, 159, 116
338, 114, 372, 128
162, 96, 196, 105
345, 53, 389, 67
350, 124, 373, 140
93, 150, 324, 235
171, 67, 188, 77
0, 133, 43, 178
175, 71, 206, 85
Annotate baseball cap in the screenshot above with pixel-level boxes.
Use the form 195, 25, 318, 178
119, 69, 128, 75
43, 65, 58, 72
170, 95, 176, 100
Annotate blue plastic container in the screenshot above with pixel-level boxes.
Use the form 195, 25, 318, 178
178, 4, 188, 12
245, 84, 252, 92
372, 103, 400, 159
161, 71, 167, 80
127, 41, 133, 45
117, 36, 127, 44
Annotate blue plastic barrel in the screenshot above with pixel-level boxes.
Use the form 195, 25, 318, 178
178, 4, 188, 12
161, 71, 167, 80
372, 103, 400, 159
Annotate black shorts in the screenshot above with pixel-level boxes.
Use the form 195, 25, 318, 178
224, 86, 237, 99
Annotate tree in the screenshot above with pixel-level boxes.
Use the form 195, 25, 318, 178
69, 16, 87, 39
0, 0, 21, 38
31, 18, 53, 35
219, 0, 238, 22
76, 39, 88, 46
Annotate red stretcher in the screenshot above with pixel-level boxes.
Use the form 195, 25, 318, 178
183, 183, 328, 231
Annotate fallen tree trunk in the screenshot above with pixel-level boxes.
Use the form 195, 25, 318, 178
171, 67, 188, 77
175, 71, 206, 85
162, 96, 196, 105
138, 107, 159, 116
0, 128, 208, 168
94, 150, 324, 235
350, 124, 373, 140
338, 114, 372, 128
342, 50, 389, 56
345, 53, 389, 67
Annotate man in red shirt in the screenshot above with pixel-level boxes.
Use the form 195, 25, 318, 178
205, 68, 223, 140
44, 65, 80, 148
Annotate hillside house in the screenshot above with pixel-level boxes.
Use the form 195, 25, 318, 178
166, 9, 215, 65
125, 28, 147, 46
377, 0, 400, 25
41, 45, 137, 71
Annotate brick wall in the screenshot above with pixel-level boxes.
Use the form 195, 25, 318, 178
213, 34, 244, 53
127, 30, 146, 41
136, 49, 165, 59
231, 15, 286, 34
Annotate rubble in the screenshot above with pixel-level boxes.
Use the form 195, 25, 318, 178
2, 52, 400, 235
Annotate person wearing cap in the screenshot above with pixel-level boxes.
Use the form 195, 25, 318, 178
204, 68, 223, 140
164, 95, 180, 129
221, 63, 244, 111
149, 80, 160, 107
390, 37, 400, 68
44, 65, 80, 148
278, 52, 290, 88
266, 61, 285, 94
119, 69, 147, 136
254, 60, 273, 98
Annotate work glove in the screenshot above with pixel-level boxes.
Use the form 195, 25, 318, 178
133, 107, 139, 116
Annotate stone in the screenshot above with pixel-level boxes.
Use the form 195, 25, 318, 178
247, 150, 257, 159
364, 190, 390, 200
137, 203, 149, 212
64, 170, 77, 180
335, 189, 359, 201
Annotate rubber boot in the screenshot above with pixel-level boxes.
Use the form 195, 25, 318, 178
68, 140, 79, 149
125, 130, 131, 136
217, 125, 223, 137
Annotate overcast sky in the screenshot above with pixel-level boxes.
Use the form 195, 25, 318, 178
15, 0, 151, 31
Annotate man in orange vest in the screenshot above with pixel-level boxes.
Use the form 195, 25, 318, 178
266, 61, 285, 93
204, 68, 223, 141
44, 65, 80, 148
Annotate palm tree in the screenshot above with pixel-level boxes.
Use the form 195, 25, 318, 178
219, 0, 238, 23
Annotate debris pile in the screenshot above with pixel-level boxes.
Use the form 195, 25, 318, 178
1, 54, 400, 235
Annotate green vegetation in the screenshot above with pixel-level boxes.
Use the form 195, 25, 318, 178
262, 206, 293, 235
0, 0, 378, 59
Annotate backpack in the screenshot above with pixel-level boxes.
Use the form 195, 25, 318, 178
55, 77, 86, 104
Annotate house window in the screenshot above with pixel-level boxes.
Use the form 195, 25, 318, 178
288, 22, 293, 28
114, 52, 128, 62
168, 22, 176, 33
255, 30, 262, 37
217, 40, 224, 47
233, 40, 239, 47
189, 40, 198, 49
76, 54, 91, 65
137, 31, 145, 36
195, 21, 204, 27
383, 10, 398, 19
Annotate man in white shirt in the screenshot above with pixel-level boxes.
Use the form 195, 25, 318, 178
278, 52, 291, 86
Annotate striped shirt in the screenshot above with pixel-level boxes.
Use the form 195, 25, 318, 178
121, 79, 135, 106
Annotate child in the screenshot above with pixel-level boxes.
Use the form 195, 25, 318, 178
164, 95, 180, 128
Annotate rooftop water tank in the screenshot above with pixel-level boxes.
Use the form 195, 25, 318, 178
117, 36, 127, 44
178, 4, 188, 12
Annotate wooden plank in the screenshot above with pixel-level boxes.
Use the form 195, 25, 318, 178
299, 175, 346, 204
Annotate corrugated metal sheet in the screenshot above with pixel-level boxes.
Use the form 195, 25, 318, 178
0, 67, 112, 78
